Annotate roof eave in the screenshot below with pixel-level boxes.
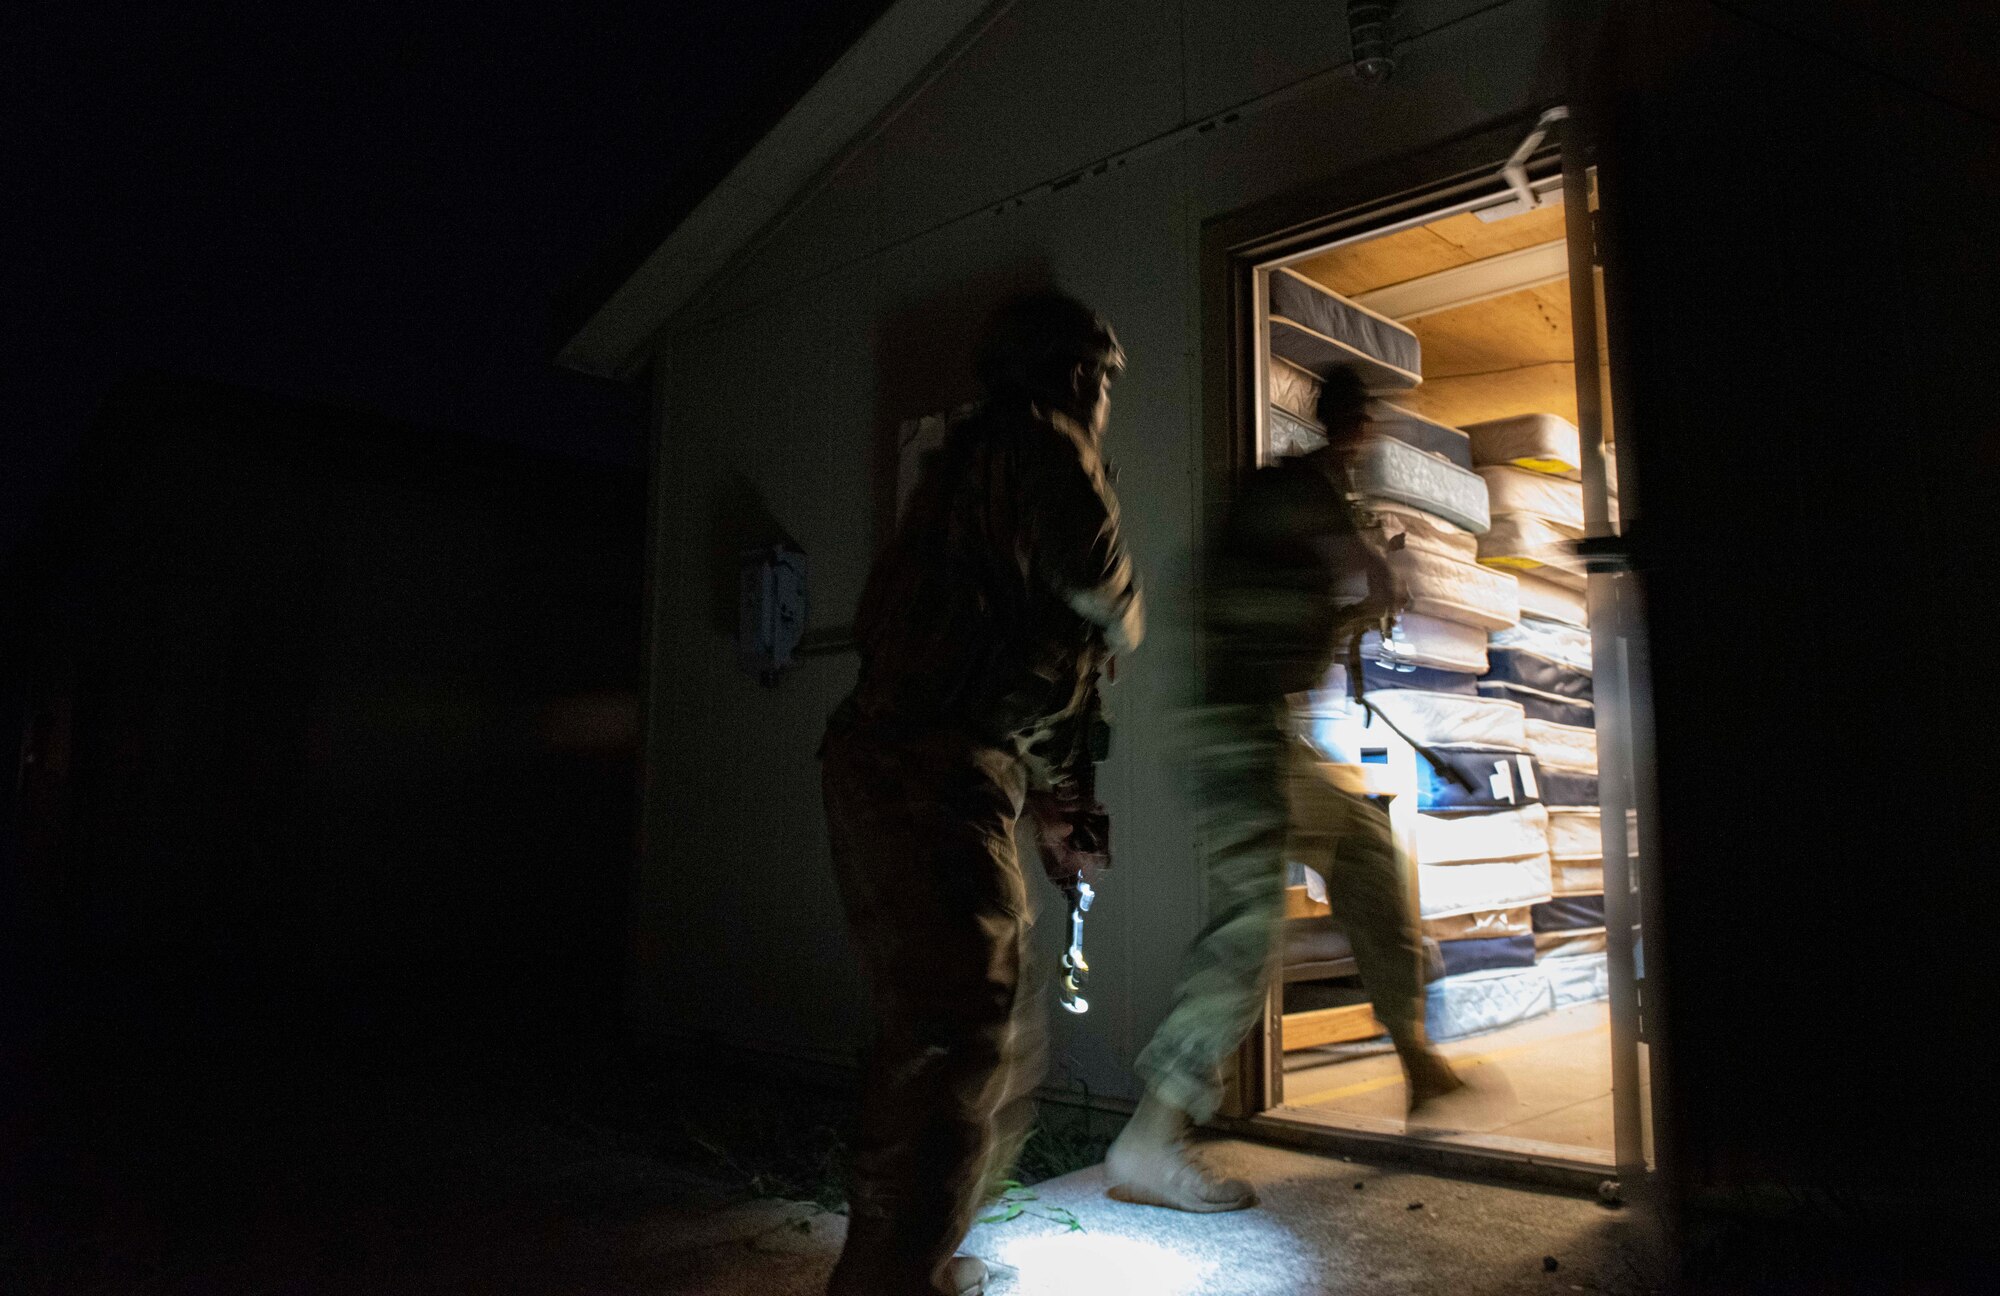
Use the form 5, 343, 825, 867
556, 0, 1005, 380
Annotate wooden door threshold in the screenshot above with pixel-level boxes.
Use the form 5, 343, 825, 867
1210, 1105, 1631, 1197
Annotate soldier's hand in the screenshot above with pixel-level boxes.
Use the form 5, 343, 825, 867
1025, 790, 1113, 884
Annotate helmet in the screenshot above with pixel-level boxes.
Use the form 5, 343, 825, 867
973, 292, 1125, 406
1315, 365, 1368, 433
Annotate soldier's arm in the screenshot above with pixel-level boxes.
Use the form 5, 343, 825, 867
1024, 426, 1145, 655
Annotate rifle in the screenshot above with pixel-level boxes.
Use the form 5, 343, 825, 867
1341, 611, 1480, 794
1025, 679, 1111, 1014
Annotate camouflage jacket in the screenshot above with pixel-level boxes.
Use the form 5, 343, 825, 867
845, 401, 1144, 789
1203, 449, 1378, 706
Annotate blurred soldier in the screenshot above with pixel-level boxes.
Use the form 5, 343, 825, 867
821, 291, 1143, 1296
1106, 367, 1462, 1212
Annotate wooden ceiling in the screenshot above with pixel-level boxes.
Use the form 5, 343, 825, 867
1285, 200, 1612, 435
1290, 202, 1568, 296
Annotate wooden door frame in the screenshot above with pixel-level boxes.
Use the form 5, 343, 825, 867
1201, 111, 1568, 1121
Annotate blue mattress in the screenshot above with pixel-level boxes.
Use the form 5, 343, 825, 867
1361, 660, 1479, 696
1426, 966, 1554, 1041
1484, 646, 1594, 699
1533, 894, 1607, 932
1490, 617, 1593, 673
1268, 268, 1422, 391
1477, 681, 1596, 728
1417, 746, 1545, 811
1539, 765, 1598, 808
1547, 952, 1610, 1008
1436, 933, 1538, 977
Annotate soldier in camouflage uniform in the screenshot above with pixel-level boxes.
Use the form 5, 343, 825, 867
1105, 367, 1462, 1212
820, 292, 1143, 1296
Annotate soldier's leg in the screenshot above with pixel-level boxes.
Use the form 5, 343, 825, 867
1111, 704, 1286, 1211
1290, 746, 1463, 1109
823, 730, 1030, 1296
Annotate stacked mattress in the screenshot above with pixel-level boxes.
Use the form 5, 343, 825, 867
1411, 425, 1627, 1036
1337, 404, 1553, 1040
1492, 615, 1610, 1006
1264, 281, 1607, 1040
1465, 415, 1587, 590
1458, 415, 1612, 1008
1267, 269, 1422, 392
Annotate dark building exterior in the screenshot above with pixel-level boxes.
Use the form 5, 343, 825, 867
4, 373, 644, 1075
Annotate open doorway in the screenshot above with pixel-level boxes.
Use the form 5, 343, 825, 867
1225, 125, 1652, 1176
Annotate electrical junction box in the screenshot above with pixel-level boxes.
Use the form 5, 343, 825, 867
738, 543, 807, 685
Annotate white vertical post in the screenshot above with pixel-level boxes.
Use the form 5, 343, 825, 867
1561, 114, 1648, 1181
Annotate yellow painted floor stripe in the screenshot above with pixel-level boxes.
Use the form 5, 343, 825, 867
1298, 1022, 1610, 1104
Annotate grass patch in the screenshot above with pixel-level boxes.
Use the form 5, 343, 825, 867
636, 1050, 1118, 1208
1012, 1094, 1116, 1186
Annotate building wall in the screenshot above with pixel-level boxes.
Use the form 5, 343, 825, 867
7, 375, 643, 1064
636, 0, 1570, 1093
1599, 0, 2000, 1237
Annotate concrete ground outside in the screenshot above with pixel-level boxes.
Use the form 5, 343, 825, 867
6, 1042, 1660, 1295
656, 1136, 1662, 1296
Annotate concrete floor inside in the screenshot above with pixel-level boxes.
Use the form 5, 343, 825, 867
1282, 1001, 1647, 1160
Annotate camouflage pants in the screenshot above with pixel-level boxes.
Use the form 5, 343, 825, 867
1134, 703, 1425, 1123
820, 718, 1044, 1295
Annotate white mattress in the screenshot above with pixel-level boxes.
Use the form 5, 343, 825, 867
1352, 434, 1491, 535
1426, 966, 1554, 1041
1418, 855, 1553, 919
1387, 548, 1520, 632
1526, 719, 1598, 771
1552, 860, 1604, 896
1269, 356, 1320, 422
1548, 808, 1602, 858
1476, 467, 1585, 535
1547, 952, 1610, 1008
1363, 612, 1489, 674
1477, 514, 1587, 589
1364, 688, 1526, 749
1367, 502, 1477, 564
1465, 413, 1583, 479
1423, 905, 1533, 942
1514, 570, 1589, 628
1268, 405, 1327, 457
1489, 616, 1592, 672
1535, 929, 1607, 960
1414, 805, 1550, 865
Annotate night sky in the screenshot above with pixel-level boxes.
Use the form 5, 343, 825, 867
6, 0, 892, 554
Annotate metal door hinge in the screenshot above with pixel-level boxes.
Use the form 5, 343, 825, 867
1574, 534, 1635, 573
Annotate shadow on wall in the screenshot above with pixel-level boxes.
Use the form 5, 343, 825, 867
868, 259, 1055, 550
